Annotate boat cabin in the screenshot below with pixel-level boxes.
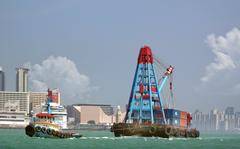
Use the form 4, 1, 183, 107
35, 113, 54, 123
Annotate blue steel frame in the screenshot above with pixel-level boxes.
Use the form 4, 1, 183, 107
126, 64, 141, 122
147, 64, 154, 123
125, 60, 169, 124
47, 97, 51, 113
152, 67, 167, 124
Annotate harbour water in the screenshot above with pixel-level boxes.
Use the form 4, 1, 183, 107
1, 129, 240, 149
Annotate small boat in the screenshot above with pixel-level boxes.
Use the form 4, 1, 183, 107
25, 88, 82, 139
25, 113, 82, 138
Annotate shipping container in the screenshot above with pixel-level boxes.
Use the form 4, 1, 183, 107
143, 94, 150, 99
153, 106, 160, 110
135, 93, 141, 99
155, 118, 164, 124
180, 111, 187, 119
151, 86, 157, 92
132, 101, 140, 110
154, 111, 163, 118
142, 100, 150, 110
142, 111, 151, 119
180, 118, 187, 128
164, 109, 180, 119
166, 118, 180, 127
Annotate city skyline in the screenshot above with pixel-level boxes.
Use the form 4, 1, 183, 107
0, 1, 240, 112
192, 106, 240, 132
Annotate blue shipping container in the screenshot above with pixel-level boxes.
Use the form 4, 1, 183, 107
164, 109, 180, 119
167, 118, 180, 127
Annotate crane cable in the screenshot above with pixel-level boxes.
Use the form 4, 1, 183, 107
153, 54, 175, 109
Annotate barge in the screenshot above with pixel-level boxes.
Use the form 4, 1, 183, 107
111, 46, 200, 138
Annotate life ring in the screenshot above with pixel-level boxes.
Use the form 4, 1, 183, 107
190, 129, 197, 138
52, 129, 56, 136
173, 128, 180, 137
126, 127, 135, 134
185, 130, 190, 138
164, 126, 173, 137
41, 127, 47, 134
149, 126, 157, 135
35, 126, 41, 132
191, 131, 196, 137
60, 133, 65, 138
47, 129, 52, 135
57, 132, 62, 138
65, 133, 70, 138
54, 131, 59, 137
125, 124, 134, 134
64, 134, 68, 138
196, 130, 200, 137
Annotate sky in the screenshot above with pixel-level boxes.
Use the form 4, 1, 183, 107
0, 0, 240, 113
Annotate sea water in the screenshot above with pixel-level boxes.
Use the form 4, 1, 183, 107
0, 129, 240, 149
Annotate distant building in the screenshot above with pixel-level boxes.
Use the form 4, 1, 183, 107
225, 107, 234, 115
209, 109, 220, 131
47, 88, 60, 105
225, 107, 235, 131
192, 107, 240, 132
16, 67, 29, 92
235, 112, 240, 128
0, 88, 63, 128
29, 92, 48, 113
0, 67, 5, 91
0, 91, 30, 127
192, 110, 212, 131
116, 105, 122, 123
67, 104, 115, 125
66, 105, 80, 124
0, 91, 30, 113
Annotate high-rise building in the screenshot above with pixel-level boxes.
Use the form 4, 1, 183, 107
29, 92, 48, 113
16, 67, 29, 92
0, 67, 5, 91
0, 91, 30, 113
225, 107, 235, 131
225, 107, 234, 115
0, 91, 30, 127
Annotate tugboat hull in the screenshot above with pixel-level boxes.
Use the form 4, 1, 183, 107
111, 123, 200, 138
25, 124, 82, 139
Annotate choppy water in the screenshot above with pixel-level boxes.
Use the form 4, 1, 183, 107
0, 129, 240, 149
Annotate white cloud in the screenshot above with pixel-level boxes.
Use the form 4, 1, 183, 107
201, 27, 240, 82
24, 56, 97, 104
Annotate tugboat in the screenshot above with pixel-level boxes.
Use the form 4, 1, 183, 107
25, 89, 82, 138
111, 46, 200, 138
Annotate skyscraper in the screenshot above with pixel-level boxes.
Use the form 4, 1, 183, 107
0, 67, 5, 91
16, 67, 29, 92
225, 107, 234, 115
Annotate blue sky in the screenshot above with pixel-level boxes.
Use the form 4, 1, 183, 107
0, 0, 240, 112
